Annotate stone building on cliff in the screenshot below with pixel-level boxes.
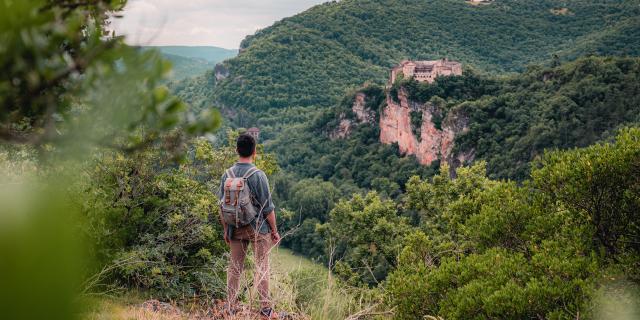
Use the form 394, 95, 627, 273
390, 58, 462, 84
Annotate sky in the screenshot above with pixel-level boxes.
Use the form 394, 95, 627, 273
110, 0, 327, 49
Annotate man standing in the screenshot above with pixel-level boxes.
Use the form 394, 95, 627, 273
218, 133, 281, 319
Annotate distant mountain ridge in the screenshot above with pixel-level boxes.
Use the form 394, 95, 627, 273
142, 46, 238, 81
211, 0, 640, 111
146, 46, 238, 63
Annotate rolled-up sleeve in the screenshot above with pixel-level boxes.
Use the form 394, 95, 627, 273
254, 171, 275, 216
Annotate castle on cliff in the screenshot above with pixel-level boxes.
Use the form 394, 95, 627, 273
390, 59, 462, 84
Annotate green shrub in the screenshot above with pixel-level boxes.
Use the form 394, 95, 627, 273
321, 192, 411, 287
532, 127, 640, 262
84, 148, 227, 299
386, 128, 640, 319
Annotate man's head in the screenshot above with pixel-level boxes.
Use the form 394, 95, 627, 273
236, 133, 256, 158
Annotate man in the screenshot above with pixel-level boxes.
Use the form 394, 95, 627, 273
217, 133, 281, 319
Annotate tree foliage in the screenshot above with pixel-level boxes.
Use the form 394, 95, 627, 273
84, 145, 227, 299
532, 128, 640, 259
455, 57, 640, 180
385, 128, 640, 319
0, 0, 220, 152
321, 192, 411, 287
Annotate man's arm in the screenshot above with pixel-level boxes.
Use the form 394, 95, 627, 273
219, 210, 229, 244
264, 210, 280, 243
254, 171, 279, 243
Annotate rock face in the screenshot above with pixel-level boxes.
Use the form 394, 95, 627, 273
330, 87, 474, 171
329, 117, 352, 139
214, 64, 229, 81
330, 93, 375, 139
380, 88, 472, 168
352, 93, 376, 123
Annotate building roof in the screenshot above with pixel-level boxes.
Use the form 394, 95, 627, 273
247, 127, 260, 133
415, 65, 435, 72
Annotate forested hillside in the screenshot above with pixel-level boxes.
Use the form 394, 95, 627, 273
412, 56, 640, 180
213, 0, 640, 111
169, 70, 218, 110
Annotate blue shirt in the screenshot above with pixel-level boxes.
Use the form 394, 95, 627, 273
217, 163, 275, 239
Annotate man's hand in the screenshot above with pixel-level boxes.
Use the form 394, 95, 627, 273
223, 226, 230, 245
265, 210, 280, 244
271, 231, 281, 244
220, 207, 230, 245
224, 233, 230, 245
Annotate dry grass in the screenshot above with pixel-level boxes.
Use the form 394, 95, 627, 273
269, 248, 388, 320
84, 296, 308, 320
83, 249, 386, 320
84, 297, 186, 320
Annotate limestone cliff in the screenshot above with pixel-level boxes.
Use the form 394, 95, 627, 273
351, 93, 376, 124
379, 88, 473, 168
329, 118, 352, 140
330, 87, 473, 170
329, 93, 376, 139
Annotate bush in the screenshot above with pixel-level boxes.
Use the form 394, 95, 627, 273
84, 147, 227, 299
386, 128, 640, 319
532, 127, 640, 261
321, 192, 411, 287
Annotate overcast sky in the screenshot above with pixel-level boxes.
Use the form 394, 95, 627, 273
110, 0, 327, 49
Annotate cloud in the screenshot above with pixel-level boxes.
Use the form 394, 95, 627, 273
110, 0, 327, 49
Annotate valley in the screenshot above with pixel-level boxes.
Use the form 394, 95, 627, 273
188, 0, 640, 317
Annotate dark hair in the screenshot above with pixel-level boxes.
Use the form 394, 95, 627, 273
236, 133, 256, 157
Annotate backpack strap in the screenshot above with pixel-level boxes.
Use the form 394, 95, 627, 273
242, 167, 263, 211
226, 166, 236, 179
242, 167, 260, 180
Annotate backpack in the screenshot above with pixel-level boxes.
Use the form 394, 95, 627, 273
220, 166, 261, 227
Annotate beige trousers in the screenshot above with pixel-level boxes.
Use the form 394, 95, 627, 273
227, 225, 272, 309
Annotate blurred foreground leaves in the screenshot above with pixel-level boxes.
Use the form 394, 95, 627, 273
0, 0, 221, 153
0, 1, 224, 319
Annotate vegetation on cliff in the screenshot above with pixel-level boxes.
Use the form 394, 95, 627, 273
386, 56, 640, 180
457, 56, 640, 179
266, 57, 640, 205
